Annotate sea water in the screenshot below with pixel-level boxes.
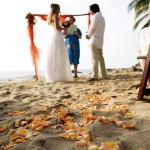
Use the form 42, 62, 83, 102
0, 70, 91, 81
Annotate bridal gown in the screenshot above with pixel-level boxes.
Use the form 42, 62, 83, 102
45, 23, 73, 82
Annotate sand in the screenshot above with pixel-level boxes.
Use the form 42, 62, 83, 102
0, 65, 150, 150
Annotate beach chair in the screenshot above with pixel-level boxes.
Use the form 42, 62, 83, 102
137, 45, 150, 100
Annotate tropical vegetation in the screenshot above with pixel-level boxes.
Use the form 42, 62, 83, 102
128, 0, 150, 30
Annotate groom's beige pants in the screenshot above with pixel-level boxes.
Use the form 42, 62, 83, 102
90, 44, 107, 79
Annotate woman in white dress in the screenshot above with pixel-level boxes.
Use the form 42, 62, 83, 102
45, 3, 73, 82
137, 2, 150, 86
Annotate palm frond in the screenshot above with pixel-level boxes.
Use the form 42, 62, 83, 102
133, 14, 148, 30
142, 20, 150, 29
135, 5, 148, 19
128, 0, 142, 12
128, 0, 149, 30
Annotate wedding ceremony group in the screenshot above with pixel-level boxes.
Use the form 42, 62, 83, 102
0, 1, 150, 150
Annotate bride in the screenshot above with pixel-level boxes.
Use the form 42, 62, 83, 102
45, 3, 73, 82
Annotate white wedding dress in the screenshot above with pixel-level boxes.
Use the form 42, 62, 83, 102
45, 22, 73, 82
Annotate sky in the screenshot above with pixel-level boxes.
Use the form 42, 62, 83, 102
0, 0, 142, 71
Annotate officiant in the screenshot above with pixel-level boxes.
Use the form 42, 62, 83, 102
63, 16, 82, 78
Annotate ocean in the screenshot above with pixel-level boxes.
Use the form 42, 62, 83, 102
0, 70, 91, 81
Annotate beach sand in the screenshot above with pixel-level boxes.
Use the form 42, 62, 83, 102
0, 65, 150, 150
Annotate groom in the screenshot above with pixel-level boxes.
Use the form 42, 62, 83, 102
86, 3, 107, 81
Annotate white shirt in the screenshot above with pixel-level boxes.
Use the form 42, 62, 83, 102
139, 27, 150, 55
88, 12, 105, 49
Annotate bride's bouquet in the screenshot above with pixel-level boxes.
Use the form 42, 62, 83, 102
62, 20, 70, 28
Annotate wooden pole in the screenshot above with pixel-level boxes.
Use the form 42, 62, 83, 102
35, 66, 38, 80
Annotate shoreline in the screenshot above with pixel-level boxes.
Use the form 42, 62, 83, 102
0, 69, 91, 82
0, 66, 141, 82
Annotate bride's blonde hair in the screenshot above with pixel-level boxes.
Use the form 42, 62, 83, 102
47, 3, 60, 25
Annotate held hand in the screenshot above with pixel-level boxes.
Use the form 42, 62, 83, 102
74, 31, 78, 36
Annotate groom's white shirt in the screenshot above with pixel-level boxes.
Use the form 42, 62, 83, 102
88, 12, 105, 49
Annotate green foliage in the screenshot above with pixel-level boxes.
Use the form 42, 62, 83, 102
128, 0, 150, 30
